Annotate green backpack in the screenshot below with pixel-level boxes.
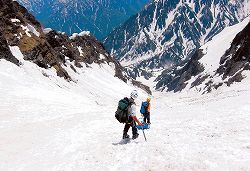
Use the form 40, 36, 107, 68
115, 97, 131, 123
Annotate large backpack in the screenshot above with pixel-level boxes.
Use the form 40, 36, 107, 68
115, 97, 131, 123
140, 101, 148, 115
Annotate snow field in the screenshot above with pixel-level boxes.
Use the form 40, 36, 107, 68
1, 2, 250, 170
0, 56, 147, 170
0, 47, 250, 170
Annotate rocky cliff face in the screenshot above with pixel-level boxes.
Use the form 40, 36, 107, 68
44, 30, 126, 81
0, 0, 151, 94
155, 18, 250, 93
0, 30, 19, 65
213, 21, 250, 88
0, 0, 69, 79
104, 0, 250, 77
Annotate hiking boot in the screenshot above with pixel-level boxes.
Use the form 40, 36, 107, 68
123, 134, 130, 139
132, 133, 139, 140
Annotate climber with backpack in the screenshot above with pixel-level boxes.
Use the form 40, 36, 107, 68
140, 96, 151, 124
115, 90, 143, 139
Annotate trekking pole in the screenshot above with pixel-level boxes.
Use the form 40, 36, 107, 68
142, 127, 147, 142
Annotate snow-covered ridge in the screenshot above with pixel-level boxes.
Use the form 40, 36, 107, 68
2, 46, 141, 104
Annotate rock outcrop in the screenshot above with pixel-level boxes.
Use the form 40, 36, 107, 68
217, 22, 250, 85
0, 0, 70, 79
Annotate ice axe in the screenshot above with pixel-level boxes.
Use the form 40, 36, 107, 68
137, 117, 147, 141
141, 126, 147, 142
135, 124, 147, 141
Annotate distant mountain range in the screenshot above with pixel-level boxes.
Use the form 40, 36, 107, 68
104, 0, 250, 77
17, 0, 150, 39
5, 0, 249, 94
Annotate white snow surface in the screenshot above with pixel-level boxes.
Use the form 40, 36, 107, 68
20, 24, 40, 37
11, 19, 21, 23
0, 46, 250, 170
70, 31, 91, 39
43, 28, 53, 34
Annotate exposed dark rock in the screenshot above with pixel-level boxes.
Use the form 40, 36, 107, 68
0, 30, 20, 65
0, 0, 70, 79
44, 30, 127, 82
125, 67, 153, 80
190, 75, 209, 89
131, 79, 152, 95
217, 22, 250, 81
156, 49, 204, 92
204, 21, 250, 91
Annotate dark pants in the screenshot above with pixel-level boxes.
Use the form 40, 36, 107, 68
143, 113, 150, 124
123, 116, 138, 135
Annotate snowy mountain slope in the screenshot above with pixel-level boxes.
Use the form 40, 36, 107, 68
0, 2, 152, 169
1, 56, 250, 170
0, 0, 151, 94
104, 0, 250, 73
156, 17, 250, 93
17, 0, 150, 39
0, 47, 148, 170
